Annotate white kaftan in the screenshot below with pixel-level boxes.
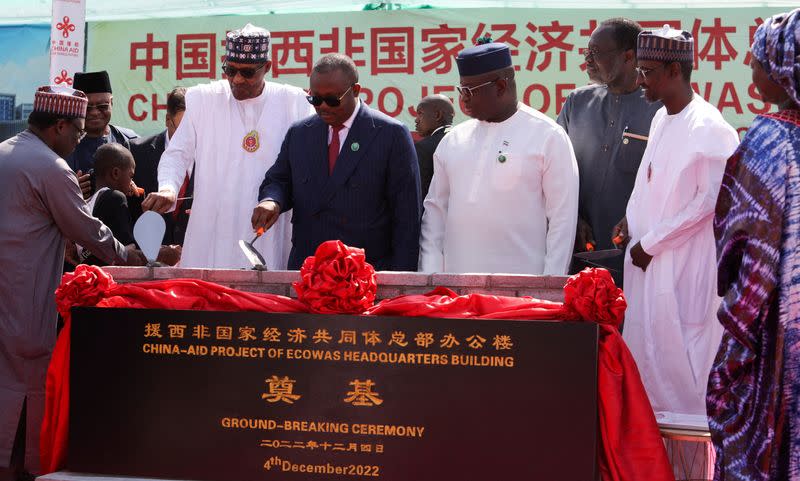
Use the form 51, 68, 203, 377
623, 95, 739, 415
158, 80, 314, 269
419, 103, 579, 275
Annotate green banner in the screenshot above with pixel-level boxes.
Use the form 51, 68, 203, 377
88, 8, 786, 137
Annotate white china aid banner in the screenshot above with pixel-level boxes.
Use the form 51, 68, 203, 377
50, 0, 86, 88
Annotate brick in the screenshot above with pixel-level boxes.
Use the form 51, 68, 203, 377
375, 271, 430, 286
152, 267, 207, 280
261, 270, 301, 284
376, 287, 402, 299
487, 274, 547, 288
430, 273, 488, 288
400, 286, 439, 296
517, 288, 564, 302
460, 288, 518, 297
236, 284, 291, 296
543, 276, 570, 289
206, 269, 260, 284
101, 266, 153, 281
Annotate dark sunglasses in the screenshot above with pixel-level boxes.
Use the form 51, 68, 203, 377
306, 85, 353, 107
222, 63, 266, 79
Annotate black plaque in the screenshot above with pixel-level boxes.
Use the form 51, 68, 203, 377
69, 307, 598, 481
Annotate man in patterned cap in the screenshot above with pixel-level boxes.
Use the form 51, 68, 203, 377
612, 25, 739, 417
0, 86, 144, 481
143, 23, 314, 269
419, 39, 579, 275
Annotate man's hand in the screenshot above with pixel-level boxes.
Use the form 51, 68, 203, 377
75, 170, 92, 199
251, 200, 281, 232
156, 245, 182, 266
630, 241, 653, 271
64, 241, 80, 266
611, 217, 630, 249
575, 218, 595, 252
127, 180, 144, 198
122, 245, 148, 266
141, 189, 176, 214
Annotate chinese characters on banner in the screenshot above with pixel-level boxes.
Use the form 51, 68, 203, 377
50, 0, 86, 89
88, 8, 786, 136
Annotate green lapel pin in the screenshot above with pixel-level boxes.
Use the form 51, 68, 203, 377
497, 154, 507, 163
351, 142, 360, 152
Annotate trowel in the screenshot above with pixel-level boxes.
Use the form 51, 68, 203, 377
133, 211, 166, 266
239, 227, 267, 270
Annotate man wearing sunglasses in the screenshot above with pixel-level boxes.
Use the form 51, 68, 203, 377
612, 26, 739, 421
66, 71, 138, 185
419, 40, 578, 275
253, 53, 421, 271
557, 18, 662, 287
142, 24, 313, 269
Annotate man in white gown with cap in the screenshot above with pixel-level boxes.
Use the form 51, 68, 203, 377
419, 38, 579, 275
614, 25, 739, 416
143, 23, 314, 269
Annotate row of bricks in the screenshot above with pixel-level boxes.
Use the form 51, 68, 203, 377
101, 267, 567, 302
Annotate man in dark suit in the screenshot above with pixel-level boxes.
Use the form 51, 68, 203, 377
252, 53, 421, 271
130, 87, 193, 244
414, 94, 454, 200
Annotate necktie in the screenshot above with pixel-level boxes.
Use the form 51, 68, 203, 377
173, 172, 191, 220
328, 124, 345, 176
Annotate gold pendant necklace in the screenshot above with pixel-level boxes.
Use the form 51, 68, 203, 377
235, 89, 265, 153
242, 130, 260, 152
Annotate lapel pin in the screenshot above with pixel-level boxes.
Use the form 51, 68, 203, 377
351, 142, 360, 152
497, 154, 507, 163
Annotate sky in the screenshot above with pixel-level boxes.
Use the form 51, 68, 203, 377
0, 25, 52, 104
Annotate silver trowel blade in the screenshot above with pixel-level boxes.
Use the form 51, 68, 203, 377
239, 239, 266, 269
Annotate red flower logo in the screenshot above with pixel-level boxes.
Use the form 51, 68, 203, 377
55, 265, 115, 319
56, 16, 76, 39
54, 70, 73, 86
563, 268, 627, 327
293, 240, 377, 314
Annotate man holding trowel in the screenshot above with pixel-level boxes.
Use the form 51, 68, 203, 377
142, 24, 314, 269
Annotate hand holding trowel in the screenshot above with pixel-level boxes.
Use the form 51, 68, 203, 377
572, 234, 626, 272
239, 227, 268, 271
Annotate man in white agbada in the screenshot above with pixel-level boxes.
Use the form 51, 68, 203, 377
613, 26, 739, 416
419, 40, 579, 275
143, 24, 313, 269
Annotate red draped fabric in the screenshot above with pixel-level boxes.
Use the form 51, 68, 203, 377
41, 242, 673, 481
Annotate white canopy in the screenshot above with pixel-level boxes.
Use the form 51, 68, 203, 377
4, 0, 798, 24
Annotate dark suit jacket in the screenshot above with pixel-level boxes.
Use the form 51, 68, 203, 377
414, 125, 449, 201
259, 103, 421, 271
130, 131, 194, 245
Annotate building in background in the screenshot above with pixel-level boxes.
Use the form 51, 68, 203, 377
0, 93, 15, 121
15, 102, 32, 120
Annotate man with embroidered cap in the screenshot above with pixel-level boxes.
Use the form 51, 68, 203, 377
143, 23, 314, 269
419, 39, 579, 274
0, 86, 143, 481
611, 25, 739, 417
557, 18, 662, 286
252, 53, 421, 271
66, 70, 138, 176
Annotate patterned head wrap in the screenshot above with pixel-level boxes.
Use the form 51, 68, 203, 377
33, 85, 88, 118
226, 23, 270, 64
637, 24, 694, 64
751, 9, 800, 105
